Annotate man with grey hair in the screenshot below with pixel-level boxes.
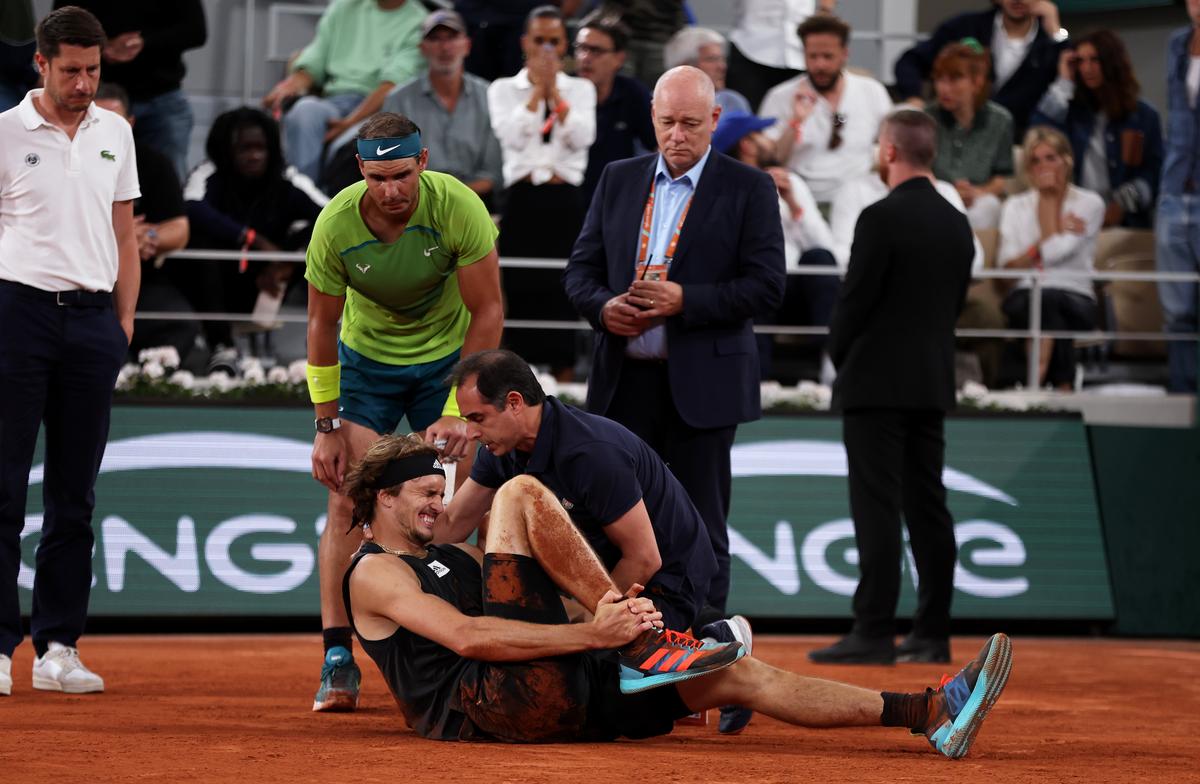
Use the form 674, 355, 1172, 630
565, 68, 784, 732
812, 109, 974, 666
663, 26, 752, 116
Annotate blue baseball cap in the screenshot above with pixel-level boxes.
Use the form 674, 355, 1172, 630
712, 111, 776, 154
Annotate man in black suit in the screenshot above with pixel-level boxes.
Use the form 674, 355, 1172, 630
809, 110, 974, 665
563, 65, 785, 624
893, 0, 1065, 136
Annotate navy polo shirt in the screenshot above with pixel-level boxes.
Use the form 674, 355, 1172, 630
471, 396, 717, 606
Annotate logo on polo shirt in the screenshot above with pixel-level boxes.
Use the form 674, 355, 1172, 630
100, 150, 116, 162
25, 153, 39, 166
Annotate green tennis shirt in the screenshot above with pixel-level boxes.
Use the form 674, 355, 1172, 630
305, 170, 498, 365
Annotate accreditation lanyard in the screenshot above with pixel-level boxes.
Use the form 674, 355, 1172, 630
636, 176, 693, 281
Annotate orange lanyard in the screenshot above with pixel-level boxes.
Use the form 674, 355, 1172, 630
636, 176, 694, 269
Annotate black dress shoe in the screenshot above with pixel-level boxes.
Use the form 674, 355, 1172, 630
895, 634, 951, 663
807, 634, 896, 664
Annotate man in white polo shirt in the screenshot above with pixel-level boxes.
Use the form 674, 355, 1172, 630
0, 5, 140, 698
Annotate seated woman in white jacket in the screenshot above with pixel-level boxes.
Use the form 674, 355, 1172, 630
998, 126, 1105, 389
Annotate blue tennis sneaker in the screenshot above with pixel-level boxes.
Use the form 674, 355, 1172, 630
920, 633, 1013, 759
313, 646, 361, 712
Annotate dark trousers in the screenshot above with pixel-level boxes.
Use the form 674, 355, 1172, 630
842, 408, 957, 640
606, 360, 737, 614
726, 43, 802, 113
499, 181, 584, 372
1002, 288, 1098, 387
757, 248, 840, 379
0, 281, 127, 656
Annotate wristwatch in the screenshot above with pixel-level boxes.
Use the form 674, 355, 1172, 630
314, 416, 342, 434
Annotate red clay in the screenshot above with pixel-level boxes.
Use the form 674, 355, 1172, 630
1, 634, 1196, 783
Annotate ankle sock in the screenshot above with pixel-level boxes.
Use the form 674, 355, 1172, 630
322, 627, 353, 655
880, 690, 930, 730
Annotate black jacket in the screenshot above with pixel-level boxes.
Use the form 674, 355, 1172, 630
829, 177, 974, 412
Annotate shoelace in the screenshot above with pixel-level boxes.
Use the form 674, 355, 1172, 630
660, 629, 705, 650
49, 647, 84, 672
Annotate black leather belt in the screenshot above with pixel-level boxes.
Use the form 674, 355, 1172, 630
0, 279, 112, 308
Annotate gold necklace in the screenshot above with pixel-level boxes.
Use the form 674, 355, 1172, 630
375, 541, 428, 559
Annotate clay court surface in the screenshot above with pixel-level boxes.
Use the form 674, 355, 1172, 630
1, 634, 1196, 783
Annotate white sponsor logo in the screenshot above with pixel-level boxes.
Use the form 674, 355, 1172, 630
356, 263, 371, 274
427, 560, 450, 578
375, 144, 402, 156
423, 245, 438, 257
728, 440, 1029, 599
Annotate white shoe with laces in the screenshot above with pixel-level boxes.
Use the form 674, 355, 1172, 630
0, 653, 11, 696
32, 642, 104, 693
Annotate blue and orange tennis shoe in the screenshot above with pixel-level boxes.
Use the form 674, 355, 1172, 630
313, 646, 361, 712
618, 627, 745, 695
919, 632, 1013, 759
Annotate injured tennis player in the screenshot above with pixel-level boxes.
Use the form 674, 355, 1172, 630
340, 434, 1012, 755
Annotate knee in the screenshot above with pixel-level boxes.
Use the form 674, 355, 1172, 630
285, 96, 332, 128
492, 474, 552, 510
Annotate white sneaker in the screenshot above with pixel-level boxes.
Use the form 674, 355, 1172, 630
32, 642, 104, 693
0, 653, 11, 696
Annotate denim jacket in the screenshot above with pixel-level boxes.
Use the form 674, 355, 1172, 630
1031, 83, 1163, 228
1162, 26, 1200, 197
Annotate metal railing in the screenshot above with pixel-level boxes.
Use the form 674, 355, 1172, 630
149, 251, 1200, 389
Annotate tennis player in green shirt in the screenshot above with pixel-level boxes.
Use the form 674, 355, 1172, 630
304, 111, 503, 712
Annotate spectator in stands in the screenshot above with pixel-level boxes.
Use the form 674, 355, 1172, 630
59, 0, 207, 181
0, 0, 37, 113
95, 83, 196, 363
263, 0, 427, 185
1156, 0, 1200, 394
926, 40, 1015, 230
1031, 30, 1163, 229
595, 0, 686, 87
488, 5, 596, 377
183, 108, 328, 370
575, 14, 657, 205
727, 0, 836, 112
324, 10, 503, 202
663, 26, 752, 116
998, 126, 1104, 390
894, 0, 1065, 138
759, 14, 892, 207
455, 0, 581, 82
714, 110, 837, 382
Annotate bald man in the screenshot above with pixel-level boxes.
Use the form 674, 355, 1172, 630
563, 65, 785, 656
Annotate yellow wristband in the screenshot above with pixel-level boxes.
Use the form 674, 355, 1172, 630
441, 383, 461, 418
305, 362, 341, 404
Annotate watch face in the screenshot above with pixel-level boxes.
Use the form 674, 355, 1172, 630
316, 417, 333, 433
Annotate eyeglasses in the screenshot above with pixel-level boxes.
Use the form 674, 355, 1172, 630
574, 43, 615, 57
829, 112, 846, 150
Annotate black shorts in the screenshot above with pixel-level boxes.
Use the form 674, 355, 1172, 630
457, 553, 691, 743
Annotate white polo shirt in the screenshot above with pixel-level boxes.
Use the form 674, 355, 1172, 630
0, 89, 140, 292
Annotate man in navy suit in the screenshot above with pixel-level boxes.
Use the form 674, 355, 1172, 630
563, 66, 786, 626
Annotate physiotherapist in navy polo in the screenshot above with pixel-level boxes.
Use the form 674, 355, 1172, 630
432, 349, 757, 734
0, 6, 140, 697
562, 65, 786, 621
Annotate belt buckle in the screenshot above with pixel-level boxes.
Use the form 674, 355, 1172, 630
55, 291, 66, 307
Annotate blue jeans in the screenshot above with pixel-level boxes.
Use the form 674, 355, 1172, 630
282, 92, 363, 182
1155, 193, 1200, 393
131, 89, 194, 182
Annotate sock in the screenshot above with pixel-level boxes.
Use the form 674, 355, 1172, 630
880, 690, 930, 731
322, 627, 353, 655
33, 640, 48, 658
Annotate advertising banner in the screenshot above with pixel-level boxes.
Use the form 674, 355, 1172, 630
17, 407, 1112, 619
